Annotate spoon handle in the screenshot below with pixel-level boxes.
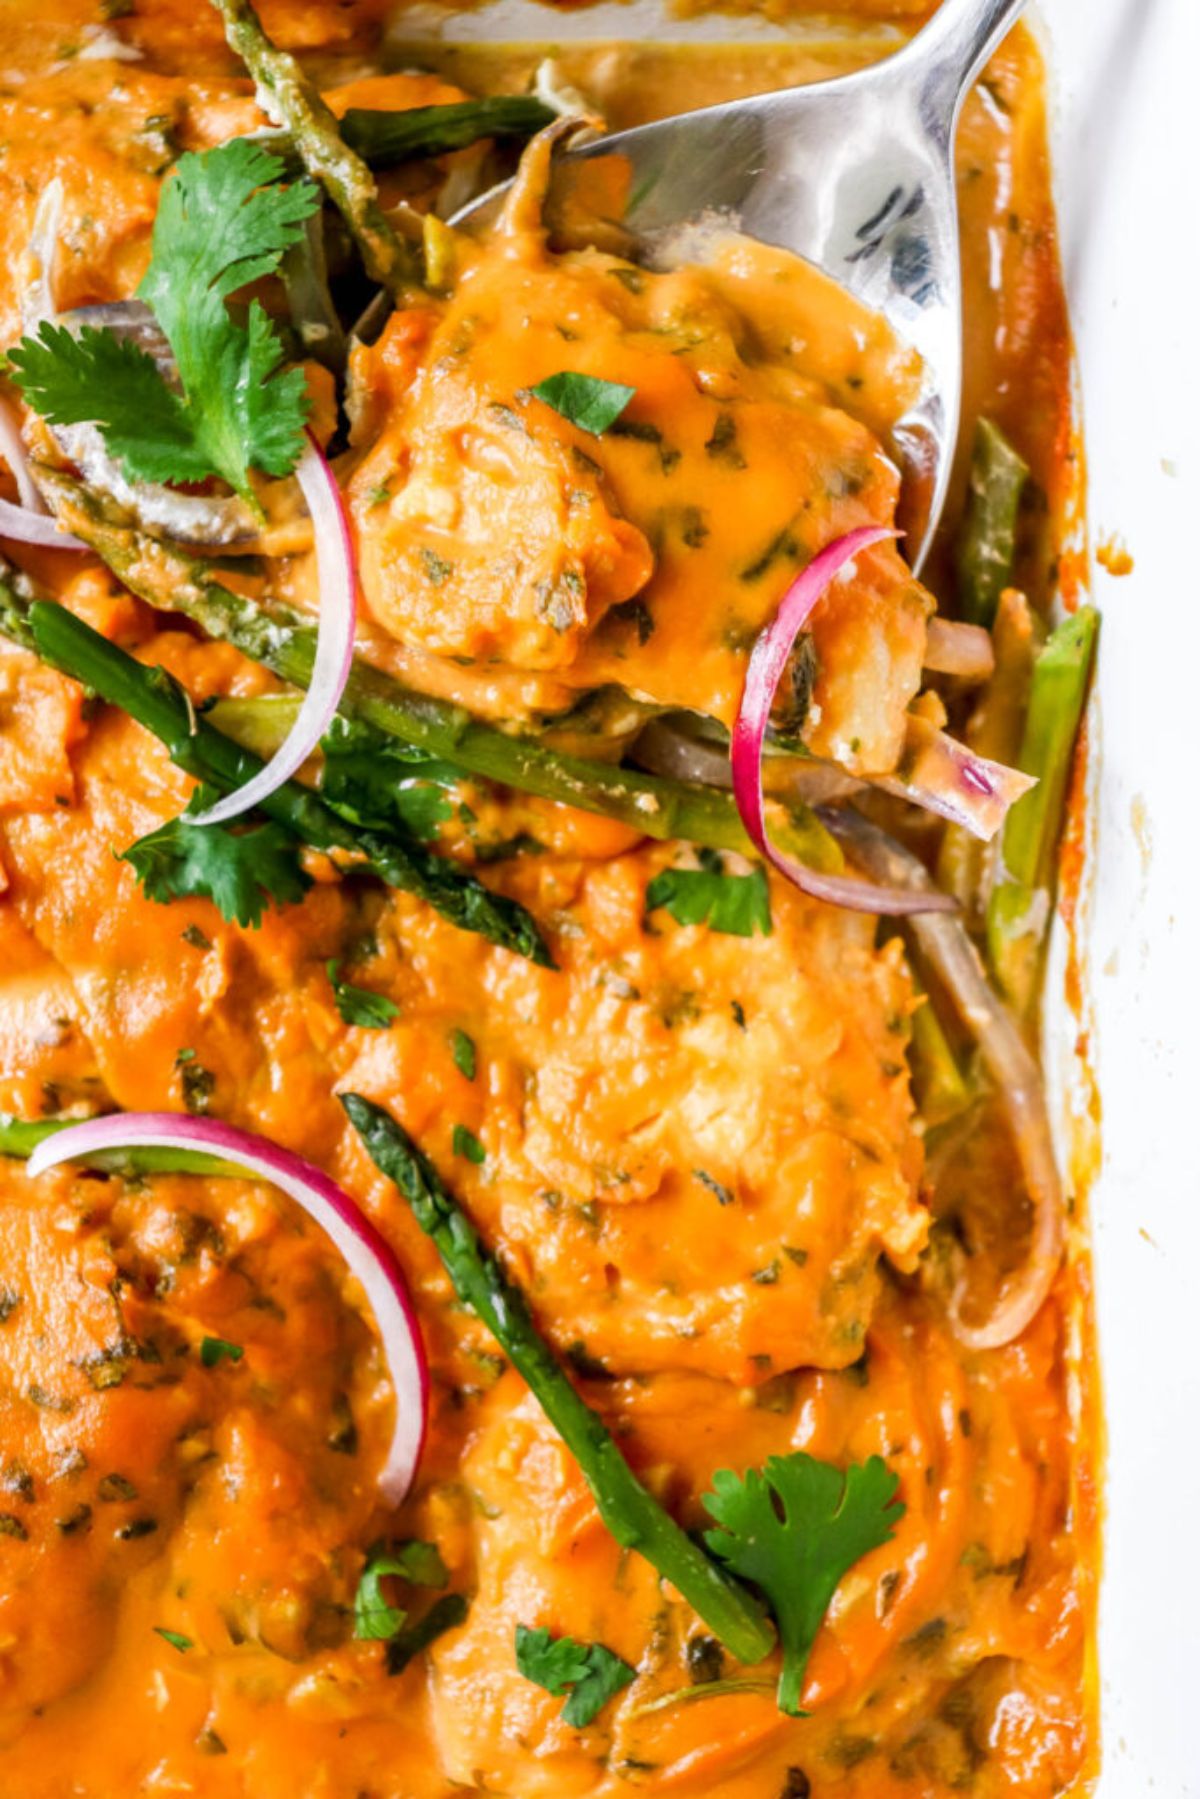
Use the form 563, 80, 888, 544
900, 0, 1030, 127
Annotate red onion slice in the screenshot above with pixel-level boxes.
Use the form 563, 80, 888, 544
27, 1112, 428, 1502
875, 715, 1036, 842
0, 394, 85, 550
731, 527, 956, 917
0, 494, 86, 551
190, 430, 356, 827
0, 395, 44, 512
821, 805, 1064, 1350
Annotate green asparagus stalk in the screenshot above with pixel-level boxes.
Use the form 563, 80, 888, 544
908, 979, 972, 1129
956, 418, 1030, 629
986, 607, 1098, 1014
8, 590, 551, 966
36, 466, 841, 873
264, 97, 555, 172
0, 1113, 242, 1177
209, 0, 419, 295
342, 1093, 776, 1667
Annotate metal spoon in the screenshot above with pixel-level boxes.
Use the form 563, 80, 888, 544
454, 0, 1028, 573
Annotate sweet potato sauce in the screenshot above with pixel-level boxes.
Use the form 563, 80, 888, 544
0, 3, 1097, 1795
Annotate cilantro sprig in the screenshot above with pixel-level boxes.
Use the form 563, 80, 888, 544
515, 1625, 636, 1727
703, 1452, 904, 1716
10, 140, 319, 509
645, 848, 772, 938
353, 1540, 449, 1642
122, 791, 311, 929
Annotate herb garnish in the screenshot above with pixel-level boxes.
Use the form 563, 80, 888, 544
514, 1624, 636, 1727
450, 1029, 477, 1081
124, 793, 311, 928
154, 1627, 194, 1654
645, 849, 772, 938
353, 1540, 449, 1641
531, 372, 635, 436
703, 1453, 904, 1715
11, 141, 318, 509
452, 1123, 486, 1165
199, 1336, 243, 1368
326, 961, 400, 1030
319, 718, 458, 843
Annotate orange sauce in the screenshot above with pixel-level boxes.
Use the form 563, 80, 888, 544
0, 4, 1096, 1794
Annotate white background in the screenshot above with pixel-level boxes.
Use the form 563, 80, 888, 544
1050, 0, 1200, 1791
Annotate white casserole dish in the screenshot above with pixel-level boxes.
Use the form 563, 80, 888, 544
396, 2, 1198, 1788
1048, 0, 1200, 1792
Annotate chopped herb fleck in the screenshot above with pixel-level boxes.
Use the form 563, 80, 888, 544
450, 1029, 477, 1081
646, 851, 772, 938
419, 546, 454, 586
154, 1627, 194, 1654
97, 1473, 138, 1503
199, 1336, 244, 1369
693, 1168, 734, 1207
56, 1503, 93, 1535
117, 1517, 159, 1541
705, 411, 746, 468
531, 372, 635, 436
515, 1624, 636, 1727
327, 961, 401, 1030
452, 1124, 486, 1166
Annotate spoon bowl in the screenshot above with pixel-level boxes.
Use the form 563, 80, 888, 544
453, 0, 1028, 572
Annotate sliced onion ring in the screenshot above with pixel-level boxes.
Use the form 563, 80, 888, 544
0, 394, 45, 512
27, 1112, 428, 1502
731, 527, 956, 916
189, 430, 356, 827
876, 715, 1036, 842
0, 394, 85, 550
821, 805, 1065, 1350
0, 494, 86, 551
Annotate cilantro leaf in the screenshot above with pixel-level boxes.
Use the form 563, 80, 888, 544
354, 1541, 449, 1642
199, 1337, 243, 1368
8, 324, 210, 485
514, 1625, 636, 1727
531, 372, 636, 436
153, 1627, 194, 1654
11, 140, 318, 504
327, 961, 401, 1030
320, 717, 459, 842
702, 1453, 904, 1716
122, 794, 311, 929
645, 850, 772, 938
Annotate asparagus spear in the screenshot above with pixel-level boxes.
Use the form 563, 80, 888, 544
6, 588, 552, 966
986, 607, 1098, 1015
209, 0, 419, 295
907, 977, 972, 1128
263, 97, 555, 172
342, 1092, 776, 1667
0, 1114, 242, 1177
956, 419, 1030, 629
35, 467, 840, 873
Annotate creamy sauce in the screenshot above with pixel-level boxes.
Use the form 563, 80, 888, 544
0, 5, 1095, 1795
